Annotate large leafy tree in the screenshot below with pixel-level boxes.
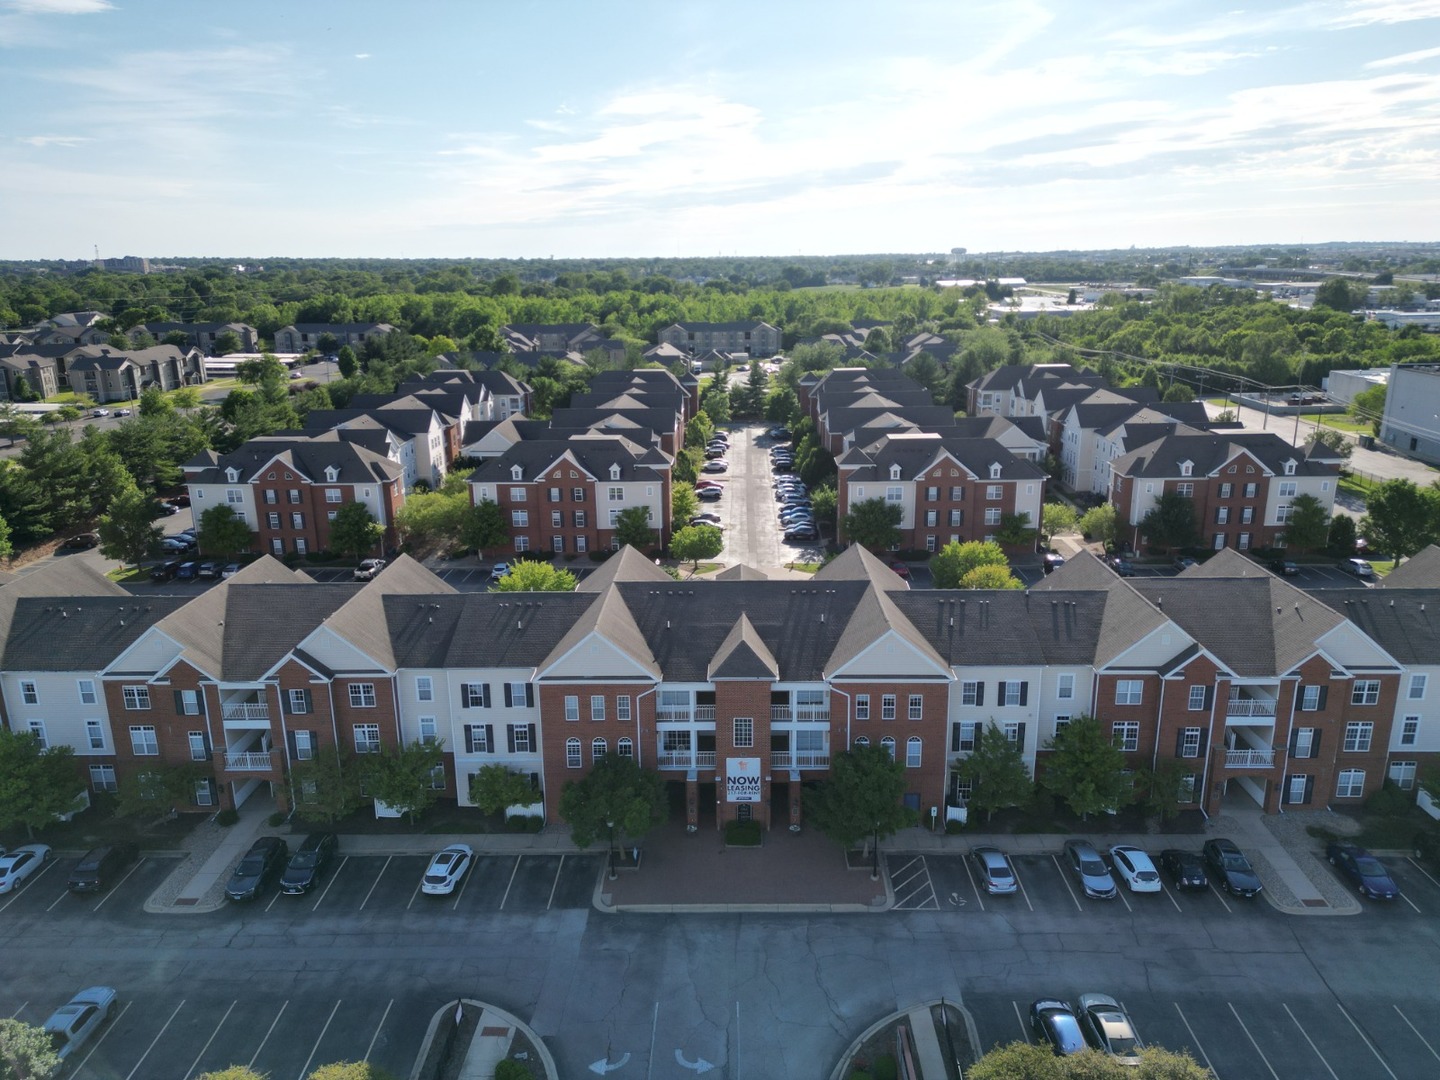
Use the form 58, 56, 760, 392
558, 752, 667, 849
842, 497, 902, 550
1360, 478, 1440, 562
959, 564, 1024, 589
968, 1041, 1209, 1079
96, 484, 165, 570
115, 762, 212, 820
359, 740, 446, 822
0, 730, 80, 839
289, 753, 365, 824
197, 504, 257, 559
491, 560, 577, 591
932, 539, 1009, 589
669, 524, 723, 571
328, 500, 384, 560
670, 481, 698, 526
1079, 503, 1119, 548
462, 497, 509, 552
805, 743, 916, 852
956, 722, 1033, 820
995, 511, 1037, 548
0, 1017, 62, 1080
1043, 715, 1133, 820
1038, 501, 1078, 544
613, 505, 656, 550
1280, 493, 1329, 553
469, 764, 539, 817
1139, 491, 1199, 551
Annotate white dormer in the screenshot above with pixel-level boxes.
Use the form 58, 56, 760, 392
1283, 459, 1296, 476
225, 467, 240, 483
511, 464, 523, 481
324, 465, 340, 482
988, 462, 1002, 480
1178, 460, 1193, 477
889, 463, 902, 480
609, 463, 621, 481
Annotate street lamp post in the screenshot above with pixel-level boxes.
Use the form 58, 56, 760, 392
871, 821, 881, 882
607, 818, 617, 881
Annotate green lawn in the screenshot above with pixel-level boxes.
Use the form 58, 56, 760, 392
1339, 472, 1378, 501
106, 566, 148, 584
1314, 414, 1372, 434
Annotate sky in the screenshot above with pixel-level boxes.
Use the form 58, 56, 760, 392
1, 0, 1438, 260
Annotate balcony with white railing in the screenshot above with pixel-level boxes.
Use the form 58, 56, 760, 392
770, 751, 830, 770
1225, 695, 1277, 720
1225, 746, 1276, 769
656, 750, 718, 770
222, 701, 270, 723
224, 750, 275, 771
771, 706, 830, 724
655, 705, 717, 724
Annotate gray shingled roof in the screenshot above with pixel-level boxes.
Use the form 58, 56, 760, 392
1112, 431, 1333, 479
1377, 546, 1440, 589
5, 596, 189, 670
576, 546, 675, 592
708, 614, 780, 680
221, 584, 362, 680
303, 554, 455, 671
888, 589, 1111, 666
185, 431, 405, 486
0, 558, 128, 651
1324, 589, 1439, 666
386, 592, 600, 669
838, 433, 1046, 483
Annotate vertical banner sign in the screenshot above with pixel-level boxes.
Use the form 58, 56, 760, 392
726, 757, 762, 803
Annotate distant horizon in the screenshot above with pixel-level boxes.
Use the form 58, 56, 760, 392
3, 1, 1438, 260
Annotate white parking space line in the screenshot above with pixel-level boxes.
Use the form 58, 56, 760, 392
1159, 881, 1183, 914
1013, 865, 1035, 912
1226, 1001, 1279, 1080
295, 999, 342, 1080
1398, 890, 1422, 914
365, 998, 394, 1062
313, 856, 348, 911
1115, 886, 1132, 913
891, 855, 938, 909
181, 999, 236, 1080
1405, 856, 1440, 890
451, 859, 475, 911
249, 1001, 288, 1068
123, 998, 186, 1080
1336, 1002, 1399, 1080
92, 857, 146, 911
74, 999, 131, 1077
359, 855, 391, 910
1209, 884, 1233, 914
546, 855, 565, 910
1283, 1002, 1340, 1080
265, 885, 284, 912
405, 877, 423, 910
1173, 1003, 1217, 1077
1012, 1001, 1030, 1043
46, 885, 71, 912
498, 855, 522, 910
1393, 1005, 1440, 1064
8, 1002, 25, 1018
1050, 855, 1083, 912
959, 854, 985, 912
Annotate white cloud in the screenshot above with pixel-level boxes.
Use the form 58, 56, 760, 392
1328, 0, 1440, 27
18, 133, 88, 146
1365, 44, 1440, 66
354, 52, 370, 60
3, 0, 112, 13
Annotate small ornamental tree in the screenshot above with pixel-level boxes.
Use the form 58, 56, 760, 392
959, 564, 1024, 589
613, 505, 656, 550
1043, 715, 1134, 820
469, 764, 538, 816
289, 753, 366, 824
842, 497, 902, 551
198, 503, 257, 559
491, 560, 577, 591
558, 752, 667, 849
0, 1017, 62, 1080
307, 1062, 398, 1080
995, 511, 1037, 549
805, 743, 916, 853
931, 540, 1008, 589
1280, 493, 1329, 553
328, 500, 384, 560
1139, 491, 1199, 551
671, 481, 698, 526
1038, 501, 1078, 544
1079, 503, 1119, 548
669, 524, 724, 571
463, 498, 509, 553
957, 722, 1033, 820
359, 740, 446, 822
0, 729, 81, 839
114, 762, 213, 820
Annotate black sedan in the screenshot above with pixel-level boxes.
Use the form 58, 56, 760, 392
1159, 849, 1209, 890
1030, 999, 1086, 1056
280, 832, 339, 895
1326, 842, 1399, 900
1202, 837, 1263, 897
225, 836, 289, 901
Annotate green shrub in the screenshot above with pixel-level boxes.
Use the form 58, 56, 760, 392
589, 549, 614, 562
267, 811, 287, 828
1366, 780, 1414, 817
494, 1061, 530, 1080
724, 819, 762, 846
506, 814, 544, 833
944, 819, 966, 835
872, 1056, 898, 1080
849, 1073, 871, 1080
1306, 824, 1339, 842
215, 808, 239, 826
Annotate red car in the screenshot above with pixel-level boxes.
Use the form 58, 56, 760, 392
889, 562, 911, 579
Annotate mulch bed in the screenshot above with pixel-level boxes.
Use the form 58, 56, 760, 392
415, 1004, 545, 1080
289, 799, 538, 837
845, 1002, 971, 1080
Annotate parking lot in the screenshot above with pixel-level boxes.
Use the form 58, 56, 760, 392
700, 424, 825, 571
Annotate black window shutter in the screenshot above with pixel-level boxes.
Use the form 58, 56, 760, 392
975, 683, 985, 707
527, 723, 537, 748
482, 683, 491, 708
525, 684, 534, 708
950, 723, 961, 753
1303, 776, 1314, 804
507, 726, 517, 753
1311, 730, 1322, 758
172, 689, 185, 713
1016, 722, 1026, 747
1019, 683, 1029, 707
485, 724, 494, 753
287, 731, 298, 758
1176, 730, 1185, 756
1288, 730, 1298, 754
300, 689, 311, 714
1318, 686, 1328, 710
1204, 687, 1214, 710
464, 727, 475, 754
1201, 726, 1209, 753
503, 684, 513, 708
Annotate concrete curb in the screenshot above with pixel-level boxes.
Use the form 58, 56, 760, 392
828, 997, 974, 1080
408, 998, 557, 1080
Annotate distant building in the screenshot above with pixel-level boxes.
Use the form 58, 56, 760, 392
1324, 369, 1388, 407
1379, 364, 1440, 464
657, 321, 781, 358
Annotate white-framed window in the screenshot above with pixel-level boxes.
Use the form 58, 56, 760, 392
78, 679, 97, 705
1179, 774, 1197, 802
961, 681, 979, 706
89, 764, 118, 792
272, 538, 284, 555
188, 731, 207, 761
949, 509, 962, 526
985, 484, 1002, 500
1390, 760, 1417, 791
617, 695, 631, 722
1301, 684, 1321, 711
1113, 721, 1139, 752
950, 485, 964, 500
881, 694, 896, 721
27, 720, 47, 749
20, 680, 37, 705
1237, 533, 1251, 551
416, 676, 433, 702
1401, 717, 1419, 746
512, 510, 529, 528
326, 488, 342, 503
349, 683, 377, 708
1002, 681, 1023, 707
1219, 482, 1232, 498
1056, 674, 1074, 701
1187, 685, 1207, 711
881, 736, 896, 760
551, 510, 563, 529
429, 764, 446, 791
85, 719, 104, 750
509, 487, 526, 501
590, 695, 606, 722
1336, 769, 1365, 799
226, 488, 244, 504
984, 507, 1001, 525
122, 685, 151, 710
515, 536, 530, 553
1115, 680, 1142, 706
418, 716, 438, 746
465, 724, 490, 754
855, 694, 870, 721
1240, 507, 1253, 525
566, 738, 582, 768
268, 512, 281, 530
551, 536, 564, 553
1180, 727, 1202, 758
734, 716, 753, 748
1176, 482, 1194, 498
176, 689, 200, 716
908, 694, 923, 721
1408, 674, 1427, 700
1278, 481, 1297, 497
129, 725, 158, 755
1216, 507, 1230, 525
906, 737, 922, 768
291, 511, 304, 529
591, 737, 607, 762
354, 723, 381, 754
564, 695, 579, 721
572, 487, 585, 502
608, 486, 624, 502
294, 730, 315, 761
1053, 716, 1071, 737
617, 737, 633, 758
1351, 680, 1380, 706
1343, 721, 1373, 752
1003, 721, 1021, 744
925, 509, 937, 527
289, 688, 313, 714
1293, 727, 1315, 758
511, 724, 532, 753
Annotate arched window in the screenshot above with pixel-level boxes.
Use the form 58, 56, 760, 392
906, 736, 922, 768
565, 738, 581, 768
591, 737, 608, 762
881, 736, 896, 761
854, 736, 870, 749
617, 737, 633, 759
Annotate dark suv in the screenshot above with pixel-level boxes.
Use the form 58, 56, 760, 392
225, 837, 289, 901
67, 842, 139, 893
280, 832, 338, 895
1203, 837, 1263, 897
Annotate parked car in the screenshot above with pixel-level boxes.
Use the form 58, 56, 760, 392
114, 407, 132, 417
150, 559, 183, 582
1062, 839, 1118, 899
697, 487, 723, 502
354, 558, 387, 581
1326, 842, 1399, 900
1030, 999, 1086, 1056
154, 500, 182, 516
91, 408, 110, 418
489, 562, 511, 582
1159, 849, 1209, 890
1339, 557, 1377, 580
701, 459, 728, 473
704, 447, 727, 459
1173, 556, 1197, 572
970, 846, 1018, 895
44, 986, 117, 1064
422, 844, 474, 895
281, 832, 339, 895
1077, 993, 1143, 1065
694, 480, 724, 491
68, 842, 139, 893
767, 427, 791, 440
221, 562, 242, 579
62, 532, 99, 549
0, 844, 51, 893
783, 525, 819, 543
168, 493, 192, 507
889, 561, 911, 580
1202, 837, 1263, 897
1108, 845, 1162, 893
1413, 830, 1440, 871
1107, 556, 1135, 577
690, 513, 722, 526
1268, 557, 1299, 576
1042, 552, 1066, 574
225, 836, 289, 901
197, 561, 222, 580
771, 463, 794, 475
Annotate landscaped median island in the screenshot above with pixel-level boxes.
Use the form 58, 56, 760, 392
832, 1000, 972, 1080
413, 999, 555, 1080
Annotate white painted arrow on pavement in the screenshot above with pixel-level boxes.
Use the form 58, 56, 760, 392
675, 1048, 717, 1073
588, 1051, 630, 1074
